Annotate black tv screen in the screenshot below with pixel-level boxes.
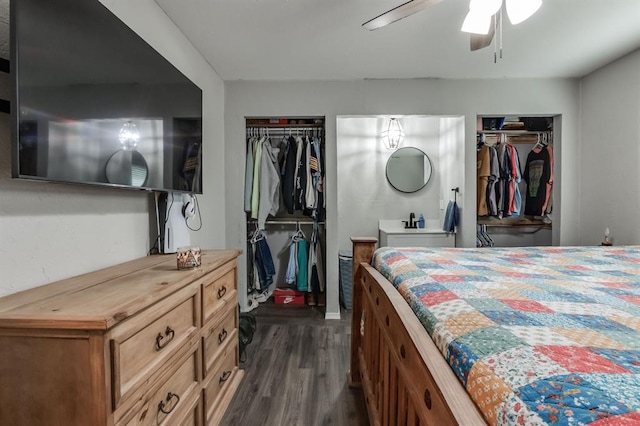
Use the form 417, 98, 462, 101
11, 0, 203, 193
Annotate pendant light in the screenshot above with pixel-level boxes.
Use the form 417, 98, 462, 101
119, 121, 140, 150
381, 118, 405, 150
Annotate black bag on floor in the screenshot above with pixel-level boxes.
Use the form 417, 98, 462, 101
238, 311, 256, 363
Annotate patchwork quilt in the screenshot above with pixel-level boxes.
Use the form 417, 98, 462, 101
373, 246, 640, 426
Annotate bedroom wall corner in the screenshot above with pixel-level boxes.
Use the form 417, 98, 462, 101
579, 48, 640, 246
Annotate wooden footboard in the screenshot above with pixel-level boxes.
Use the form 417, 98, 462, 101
349, 238, 486, 426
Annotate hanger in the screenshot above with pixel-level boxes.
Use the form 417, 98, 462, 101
250, 227, 265, 244
533, 132, 548, 150
476, 134, 486, 150
292, 222, 306, 241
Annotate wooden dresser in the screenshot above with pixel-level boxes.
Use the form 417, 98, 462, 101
0, 250, 243, 426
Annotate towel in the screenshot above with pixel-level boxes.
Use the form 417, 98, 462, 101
443, 200, 459, 233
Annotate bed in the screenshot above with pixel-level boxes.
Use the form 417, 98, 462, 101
348, 238, 640, 425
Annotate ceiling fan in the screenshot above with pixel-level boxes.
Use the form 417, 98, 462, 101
362, 0, 542, 52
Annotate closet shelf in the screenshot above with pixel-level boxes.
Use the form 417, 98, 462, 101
477, 217, 552, 230
246, 117, 324, 128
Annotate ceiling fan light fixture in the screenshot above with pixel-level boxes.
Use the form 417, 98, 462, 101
506, 0, 542, 25
461, 9, 492, 34
469, 0, 502, 16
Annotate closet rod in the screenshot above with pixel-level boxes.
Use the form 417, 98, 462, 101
248, 219, 325, 226
246, 127, 320, 133
246, 123, 324, 129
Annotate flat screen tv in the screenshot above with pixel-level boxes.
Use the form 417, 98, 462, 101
11, 0, 203, 193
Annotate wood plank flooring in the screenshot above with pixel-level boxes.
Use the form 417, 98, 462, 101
221, 303, 369, 425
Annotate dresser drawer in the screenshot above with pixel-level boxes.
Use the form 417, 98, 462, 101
110, 285, 199, 408
176, 393, 202, 426
203, 304, 238, 378
119, 346, 200, 426
204, 343, 239, 421
201, 261, 237, 325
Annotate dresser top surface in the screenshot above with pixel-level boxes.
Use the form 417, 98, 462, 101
0, 250, 240, 330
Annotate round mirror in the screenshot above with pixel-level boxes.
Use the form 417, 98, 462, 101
386, 147, 432, 193
105, 150, 149, 187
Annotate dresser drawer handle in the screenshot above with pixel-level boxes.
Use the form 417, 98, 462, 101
217, 286, 227, 299
219, 370, 232, 384
155, 326, 175, 351
218, 328, 228, 344
157, 392, 180, 415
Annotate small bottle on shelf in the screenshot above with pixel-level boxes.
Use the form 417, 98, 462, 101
418, 214, 425, 229
601, 227, 612, 246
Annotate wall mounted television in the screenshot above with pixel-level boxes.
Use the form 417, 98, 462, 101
11, 0, 203, 194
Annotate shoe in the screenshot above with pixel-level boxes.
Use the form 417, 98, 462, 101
255, 289, 273, 303
307, 293, 316, 306
246, 294, 259, 312
317, 293, 325, 307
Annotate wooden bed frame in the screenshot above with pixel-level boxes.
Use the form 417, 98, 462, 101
348, 238, 487, 426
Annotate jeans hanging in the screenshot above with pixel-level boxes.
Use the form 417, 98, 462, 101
254, 238, 275, 292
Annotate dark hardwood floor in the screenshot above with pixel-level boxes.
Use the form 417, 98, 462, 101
221, 302, 369, 426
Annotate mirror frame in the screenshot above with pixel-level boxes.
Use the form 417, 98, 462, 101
105, 149, 149, 187
385, 146, 433, 193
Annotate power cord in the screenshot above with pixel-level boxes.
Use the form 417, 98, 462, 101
186, 194, 202, 231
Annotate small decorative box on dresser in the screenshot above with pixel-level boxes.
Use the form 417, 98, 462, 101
0, 250, 243, 426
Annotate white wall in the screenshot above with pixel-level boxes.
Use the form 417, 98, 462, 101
225, 78, 581, 318
0, 0, 225, 297
336, 115, 462, 252
579, 48, 640, 245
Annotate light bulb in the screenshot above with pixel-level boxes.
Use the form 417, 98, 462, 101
119, 121, 140, 150
506, 0, 542, 25
461, 9, 492, 34
470, 0, 503, 15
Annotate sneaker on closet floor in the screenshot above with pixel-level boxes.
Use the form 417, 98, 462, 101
307, 293, 316, 306
255, 290, 273, 303
246, 294, 259, 312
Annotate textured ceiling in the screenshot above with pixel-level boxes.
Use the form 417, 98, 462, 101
155, 0, 640, 81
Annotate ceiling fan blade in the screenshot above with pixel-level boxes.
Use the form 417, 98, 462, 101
470, 14, 498, 51
362, 0, 443, 31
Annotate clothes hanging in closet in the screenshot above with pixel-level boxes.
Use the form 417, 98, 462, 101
296, 238, 309, 291
248, 229, 275, 293
244, 135, 283, 229
245, 131, 325, 224
503, 143, 523, 218
282, 136, 297, 214
523, 143, 553, 216
478, 138, 523, 219
282, 225, 324, 295
257, 138, 281, 230
476, 143, 492, 216
307, 223, 324, 294
486, 146, 500, 216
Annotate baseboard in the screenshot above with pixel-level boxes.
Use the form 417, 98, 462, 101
324, 311, 341, 320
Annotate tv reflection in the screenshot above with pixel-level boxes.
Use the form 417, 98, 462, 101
18, 116, 202, 192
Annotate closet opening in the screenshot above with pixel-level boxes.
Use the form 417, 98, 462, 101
476, 114, 559, 247
243, 117, 327, 314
